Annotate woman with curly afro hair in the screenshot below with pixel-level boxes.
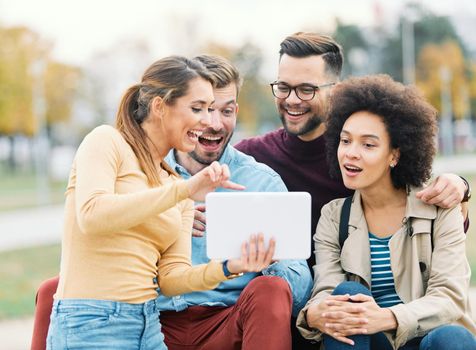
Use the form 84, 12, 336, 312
298, 75, 476, 350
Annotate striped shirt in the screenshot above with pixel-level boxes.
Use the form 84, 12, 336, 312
369, 232, 402, 308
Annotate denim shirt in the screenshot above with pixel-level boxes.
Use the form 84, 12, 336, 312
157, 145, 312, 316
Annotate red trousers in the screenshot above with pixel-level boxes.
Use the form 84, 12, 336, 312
160, 276, 293, 350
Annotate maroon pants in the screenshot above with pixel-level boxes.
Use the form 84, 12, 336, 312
160, 276, 293, 350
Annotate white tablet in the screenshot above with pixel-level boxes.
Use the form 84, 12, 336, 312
206, 192, 311, 260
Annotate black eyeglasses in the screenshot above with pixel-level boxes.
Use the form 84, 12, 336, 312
270, 81, 335, 101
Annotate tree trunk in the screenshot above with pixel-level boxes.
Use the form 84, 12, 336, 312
7, 135, 16, 172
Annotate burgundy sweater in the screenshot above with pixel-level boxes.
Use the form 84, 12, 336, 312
235, 128, 352, 268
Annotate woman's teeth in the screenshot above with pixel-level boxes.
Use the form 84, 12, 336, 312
187, 130, 203, 139
345, 165, 362, 172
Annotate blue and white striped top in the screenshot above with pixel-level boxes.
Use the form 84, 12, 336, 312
369, 233, 402, 308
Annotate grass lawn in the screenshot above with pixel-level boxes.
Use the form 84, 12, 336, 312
0, 244, 61, 319
0, 170, 66, 212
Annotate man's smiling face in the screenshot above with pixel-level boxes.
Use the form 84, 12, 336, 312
275, 54, 334, 141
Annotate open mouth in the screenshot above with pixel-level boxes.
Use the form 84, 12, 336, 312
198, 134, 224, 151
343, 164, 363, 174
187, 129, 203, 142
287, 109, 307, 116
284, 107, 310, 120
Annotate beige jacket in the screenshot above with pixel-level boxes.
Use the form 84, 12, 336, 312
297, 188, 475, 349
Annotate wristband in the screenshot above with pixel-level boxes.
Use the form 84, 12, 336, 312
460, 176, 472, 203
222, 260, 244, 279
222, 260, 231, 276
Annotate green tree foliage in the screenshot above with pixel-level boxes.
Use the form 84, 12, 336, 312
233, 41, 278, 134
199, 41, 277, 135
470, 63, 476, 118
333, 20, 369, 77
417, 41, 471, 119
0, 26, 80, 138
43, 62, 82, 136
0, 26, 48, 136
381, 2, 465, 82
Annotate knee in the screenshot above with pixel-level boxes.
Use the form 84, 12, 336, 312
422, 325, 476, 350
242, 276, 292, 314
332, 281, 370, 297
246, 276, 291, 301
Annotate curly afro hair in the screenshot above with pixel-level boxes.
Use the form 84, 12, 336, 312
325, 74, 438, 189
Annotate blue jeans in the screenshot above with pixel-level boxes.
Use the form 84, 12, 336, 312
46, 298, 167, 350
323, 281, 476, 350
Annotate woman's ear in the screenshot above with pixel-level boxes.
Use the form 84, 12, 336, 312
391, 148, 400, 167
150, 96, 166, 120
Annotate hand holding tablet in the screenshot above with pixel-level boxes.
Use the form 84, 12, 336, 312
226, 233, 276, 276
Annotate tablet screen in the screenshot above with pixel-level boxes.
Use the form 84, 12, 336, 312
206, 192, 311, 260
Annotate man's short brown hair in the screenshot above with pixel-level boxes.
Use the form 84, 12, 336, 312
279, 32, 343, 78
194, 54, 243, 96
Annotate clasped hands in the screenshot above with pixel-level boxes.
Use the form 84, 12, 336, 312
306, 294, 397, 346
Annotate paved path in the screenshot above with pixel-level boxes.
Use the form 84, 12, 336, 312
0, 317, 34, 350
433, 153, 476, 175
0, 204, 63, 252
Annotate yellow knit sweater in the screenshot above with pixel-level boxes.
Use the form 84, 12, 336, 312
55, 125, 226, 303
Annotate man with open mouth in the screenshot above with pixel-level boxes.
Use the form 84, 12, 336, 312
157, 54, 312, 350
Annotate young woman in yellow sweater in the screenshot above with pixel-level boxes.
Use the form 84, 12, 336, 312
46, 56, 274, 350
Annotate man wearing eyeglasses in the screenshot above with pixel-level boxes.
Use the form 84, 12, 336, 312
236, 33, 354, 271
236, 33, 469, 268
235, 33, 350, 349
235, 32, 470, 349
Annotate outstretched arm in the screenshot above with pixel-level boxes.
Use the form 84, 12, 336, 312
416, 173, 469, 228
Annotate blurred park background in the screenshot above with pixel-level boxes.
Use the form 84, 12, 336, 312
1, 0, 476, 347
